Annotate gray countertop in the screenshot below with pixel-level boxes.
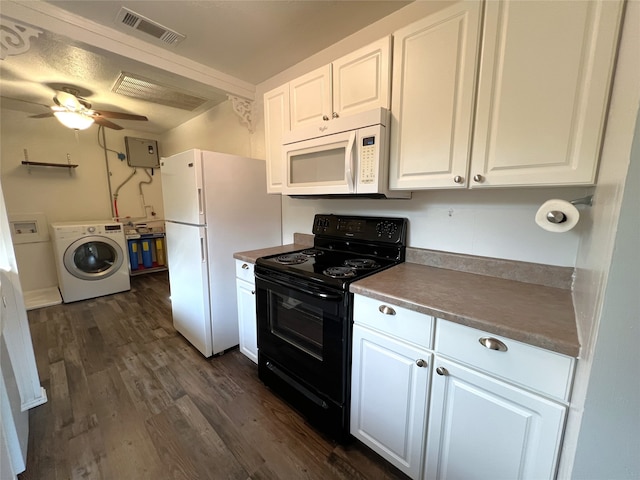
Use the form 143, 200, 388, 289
234, 236, 579, 358
350, 262, 579, 357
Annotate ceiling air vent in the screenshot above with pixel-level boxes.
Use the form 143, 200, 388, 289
112, 72, 208, 111
115, 7, 185, 46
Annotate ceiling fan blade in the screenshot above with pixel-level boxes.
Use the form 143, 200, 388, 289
29, 112, 55, 118
93, 117, 123, 130
93, 110, 148, 121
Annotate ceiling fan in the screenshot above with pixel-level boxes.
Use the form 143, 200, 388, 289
30, 87, 148, 130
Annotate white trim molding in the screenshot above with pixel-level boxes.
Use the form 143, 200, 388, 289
0, 16, 42, 60
227, 95, 254, 133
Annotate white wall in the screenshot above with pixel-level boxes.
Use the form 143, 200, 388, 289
161, 100, 252, 158
281, 188, 587, 266
572, 106, 640, 480
557, 2, 640, 477
0, 108, 163, 291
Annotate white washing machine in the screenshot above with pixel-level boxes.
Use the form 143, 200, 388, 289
50, 221, 131, 303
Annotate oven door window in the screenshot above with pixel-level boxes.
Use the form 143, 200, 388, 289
269, 292, 324, 360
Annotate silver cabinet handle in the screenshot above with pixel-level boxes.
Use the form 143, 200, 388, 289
241, 263, 250, 270
473, 174, 485, 183
332, 112, 339, 119
251, 290, 255, 295
436, 366, 448, 376
479, 337, 508, 352
322, 115, 330, 121
453, 175, 464, 184
378, 305, 396, 315
416, 359, 427, 368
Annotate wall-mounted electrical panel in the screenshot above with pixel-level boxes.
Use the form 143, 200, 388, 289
125, 137, 160, 168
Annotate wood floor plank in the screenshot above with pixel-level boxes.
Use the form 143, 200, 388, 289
20, 272, 409, 480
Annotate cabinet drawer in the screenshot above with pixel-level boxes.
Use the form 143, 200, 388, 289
435, 319, 575, 401
353, 294, 433, 349
235, 259, 255, 284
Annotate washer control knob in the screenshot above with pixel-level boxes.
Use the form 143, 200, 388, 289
87, 226, 96, 233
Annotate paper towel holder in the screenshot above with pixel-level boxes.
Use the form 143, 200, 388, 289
546, 195, 593, 224
570, 195, 594, 207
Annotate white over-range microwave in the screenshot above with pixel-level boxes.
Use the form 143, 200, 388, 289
281, 108, 410, 198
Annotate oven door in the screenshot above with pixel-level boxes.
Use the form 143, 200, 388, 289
255, 271, 349, 404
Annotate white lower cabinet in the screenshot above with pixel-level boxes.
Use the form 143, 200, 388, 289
350, 294, 574, 480
235, 260, 257, 364
351, 325, 431, 479
425, 357, 566, 480
351, 294, 434, 479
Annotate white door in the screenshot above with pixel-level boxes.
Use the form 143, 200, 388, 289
332, 36, 391, 118
289, 64, 332, 130
426, 357, 566, 480
469, 0, 623, 187
351, 325, 430, 479
264, 84, 290, 193
165, 221, 212, 357
236, 278, 257, 364
389, 1, 481, 190
160, 150, 205, 225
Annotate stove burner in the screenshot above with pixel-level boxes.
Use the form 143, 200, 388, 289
300, 249, 324, 257
344, 258, 380, 269
323, 266, 358, 279
276, 254, 310, 265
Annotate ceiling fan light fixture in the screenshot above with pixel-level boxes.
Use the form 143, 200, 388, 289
53, 111, 95, 130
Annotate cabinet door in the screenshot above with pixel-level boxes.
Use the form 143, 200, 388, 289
389, 1, 481, 190
426, 357, 566, 480
351, 325, 431, 479
332, 36, 391, 119
264, 84, 290, 193
289, 65, 332, 130
236, 277, 257, 364
470, 0, 623, 187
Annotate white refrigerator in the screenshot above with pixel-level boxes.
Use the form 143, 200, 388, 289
160, 149, 282, 357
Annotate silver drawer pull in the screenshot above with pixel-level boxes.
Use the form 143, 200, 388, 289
241, 263, 250, 270
416, 359, 427, 368
479, 337, 508, 352
378, 305, 396, 315
436, 366, 448, 376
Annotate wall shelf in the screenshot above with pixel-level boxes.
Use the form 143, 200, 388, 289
21, 161, 79, 169
21, 150, 78, 175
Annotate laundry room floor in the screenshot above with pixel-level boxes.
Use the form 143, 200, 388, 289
19, 272, 409, 480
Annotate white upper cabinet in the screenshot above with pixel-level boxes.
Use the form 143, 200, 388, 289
289, 36, 391, 130
390, 1, 482, 189
332, 36, 391, 119
263, 84, 290, 193
389, 0, 623, 190
289, 65, 332, 130
470, 0, 623, 187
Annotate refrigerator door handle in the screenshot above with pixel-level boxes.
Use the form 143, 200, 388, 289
198, 188, 203, 215
200, 236, 205, 263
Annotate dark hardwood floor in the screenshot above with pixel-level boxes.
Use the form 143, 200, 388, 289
18, 272, 409, 480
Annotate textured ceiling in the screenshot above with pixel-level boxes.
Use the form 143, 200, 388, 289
0, 0, 412, 134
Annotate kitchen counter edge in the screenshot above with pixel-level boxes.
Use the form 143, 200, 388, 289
350, 262, 579, 358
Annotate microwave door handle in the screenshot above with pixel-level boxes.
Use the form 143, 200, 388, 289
345, 131, 357, 192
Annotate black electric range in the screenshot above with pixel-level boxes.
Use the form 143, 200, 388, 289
254, 214, 407, 441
